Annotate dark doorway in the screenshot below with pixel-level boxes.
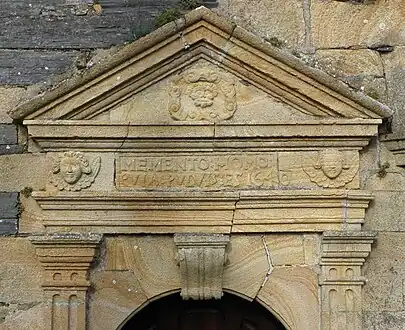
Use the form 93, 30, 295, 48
120, 293, 286, 330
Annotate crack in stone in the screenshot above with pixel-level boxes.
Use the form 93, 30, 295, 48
260, 235, 274, 288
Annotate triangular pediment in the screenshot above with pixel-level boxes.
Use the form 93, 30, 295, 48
9, 6, 392, 122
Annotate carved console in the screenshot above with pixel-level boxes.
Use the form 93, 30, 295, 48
320, 231, 376, 330
174, 233, 230, 300
30, 233, 102, 330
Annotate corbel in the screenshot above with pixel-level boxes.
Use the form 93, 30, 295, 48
174, 233, 230, 300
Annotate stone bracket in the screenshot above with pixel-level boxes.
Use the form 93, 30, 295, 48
174, 233, 230, 300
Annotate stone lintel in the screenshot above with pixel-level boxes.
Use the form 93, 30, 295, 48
174, 233, 230, 300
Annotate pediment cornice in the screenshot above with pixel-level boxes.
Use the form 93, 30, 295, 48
9, 7, 392, 122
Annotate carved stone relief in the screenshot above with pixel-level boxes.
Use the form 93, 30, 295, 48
50, 151, 101, 191
168, 63, 237, 122
174, 233, 230, 300
302, 149, 359, 188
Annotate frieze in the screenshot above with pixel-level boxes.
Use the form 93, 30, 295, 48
168, 63, 237, 122
50, 151, 101, 191
116, 153, 277, 189
115, 151, 360, 190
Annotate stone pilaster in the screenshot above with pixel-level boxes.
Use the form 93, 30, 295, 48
320, 231, 376, 330
30, 233, 102, 330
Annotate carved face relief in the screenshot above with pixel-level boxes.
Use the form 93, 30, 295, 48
168, 63, 237, 122
186, 82, 218, 109
60, 156, 83, 184
319, 150, 344, 179
302, 149, 359, 188
50, 151, 101, 191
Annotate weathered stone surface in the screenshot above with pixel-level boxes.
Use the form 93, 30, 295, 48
223, 235, 269, 299
313, 49, 387, 102
216, 0, 306, 49
382, 46, 405, 133
0, 154, 46, 191
364, 311, 405, 330
1, 302, 45, 330
0, 87, 32, 124
311, 0, 405, 49
256, 266, 319, 330
0, 238, 43, 303
364, 190, 405, 231
18, 195, 45, 234
89, 271, 148, 330
104, 236, 180, 299
363, 232, 405, 312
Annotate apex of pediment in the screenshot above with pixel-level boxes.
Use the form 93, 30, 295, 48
9, 6, 392, 122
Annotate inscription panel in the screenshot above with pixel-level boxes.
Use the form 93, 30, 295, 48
116, 153, 278, 189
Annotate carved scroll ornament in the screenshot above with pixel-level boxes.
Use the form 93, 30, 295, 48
168, 65, 237, 122
50, 151, 101, 191
302, 149, 358, 188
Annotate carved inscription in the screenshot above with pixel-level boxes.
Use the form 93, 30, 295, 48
116, 154, 277, 189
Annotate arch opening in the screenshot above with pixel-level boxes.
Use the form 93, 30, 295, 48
119, 292, 287, 330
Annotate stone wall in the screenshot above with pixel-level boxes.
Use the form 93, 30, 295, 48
1, 1, 405, 329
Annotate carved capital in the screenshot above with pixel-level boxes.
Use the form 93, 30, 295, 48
30, 233, 102, 330
30, 233, 102, 289
174, 233, 229, 300
320, 231, 376, 330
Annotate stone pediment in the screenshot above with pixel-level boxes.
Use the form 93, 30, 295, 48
9, 7, 391, 123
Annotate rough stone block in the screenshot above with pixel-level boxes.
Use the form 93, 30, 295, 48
382, 46, 405, 133
311, 0, 405, 49
363, 232, 405, 312
0, 238, 43, 303
0, 87, 28, 124
313, 49, 387, 102
363, 311, 405, 330
216, 0, 306, 49
89, 271, 148, 330
0, 154, 46, 192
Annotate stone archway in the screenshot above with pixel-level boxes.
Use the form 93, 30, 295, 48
118, 292, 287, 330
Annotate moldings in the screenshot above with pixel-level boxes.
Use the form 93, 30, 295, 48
50, 151, 101, 191
168, 64, 237, 122
320, 231, 376, 330
174, 233, 230, 300
30, 233, 102, 330
302, 149, 359, 188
